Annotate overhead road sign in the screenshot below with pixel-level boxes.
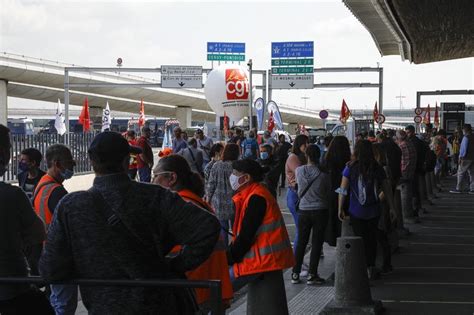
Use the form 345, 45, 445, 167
414, 108, 422, 115
161, 76, 202, 88
272, 67, 313, 74
272, 41, 313, 58
207, 42, 245, 54
272, 59, 313, 66
207, 54, 245, 62
414, 116, 422, 123
161, 65, 202, 76
376, 114, 386, 124
319, 110, 329, 119
271, 75, 313, 90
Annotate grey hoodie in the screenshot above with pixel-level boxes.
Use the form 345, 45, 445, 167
295, 164, 330, 211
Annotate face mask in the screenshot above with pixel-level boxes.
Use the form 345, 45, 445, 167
260, 152, 269, 160
230, 174, 246, 191
18, 162, 29, 173
60, 168, 74, 180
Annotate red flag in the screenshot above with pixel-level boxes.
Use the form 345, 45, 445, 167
339, 99, 351, 124
267, 110, 275, 132
78, 97, 91, 132
223, 111, 229, 133
434, 102, 440, 129
423, 104, 431, 125
373, 101, 379, 121
138, 99, 145, 128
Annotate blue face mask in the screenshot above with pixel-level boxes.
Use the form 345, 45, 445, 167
60, 168, 74, 180
260, 152, 269, 160
18, 162, 29, 173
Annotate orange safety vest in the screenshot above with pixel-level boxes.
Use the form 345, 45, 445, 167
32, 174, 62, 228
232, 182, 295, 278
172, 189, 233, 306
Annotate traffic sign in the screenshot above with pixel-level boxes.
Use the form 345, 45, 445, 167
271, 58, 313, 66
207, 54, 245, 62
207, 42, 245, 54
272, 41, 313, 58
414, 108, 422, 115
271, 75, 313, 89
272, 67, 313, 74
376, 114, 386, 124
414, 116, 422, 123
161, 76, 202, 89
161, 65, 202, 76
319, 110, 329, 119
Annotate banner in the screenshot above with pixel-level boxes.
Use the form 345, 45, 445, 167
266, 101, 283, 130
102, 102, 111, 132
254, 97, 265, 131
54, 99, 66, 136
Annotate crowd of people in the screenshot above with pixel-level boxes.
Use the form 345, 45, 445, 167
1, 121, 473, 314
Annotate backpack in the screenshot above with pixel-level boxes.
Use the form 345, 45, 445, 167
243, 139, 256, 159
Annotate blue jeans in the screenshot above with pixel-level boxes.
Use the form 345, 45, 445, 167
138, 166, 151, 183
229, 267, 261, 292
287, 187, 299, 254
50, 285, 78, 315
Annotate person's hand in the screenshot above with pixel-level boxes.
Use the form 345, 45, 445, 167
338, 208, 346, 221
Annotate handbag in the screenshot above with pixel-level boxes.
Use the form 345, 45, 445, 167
295, 172, 321, 212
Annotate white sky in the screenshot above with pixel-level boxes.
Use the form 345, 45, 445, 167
1, 0, 473, 113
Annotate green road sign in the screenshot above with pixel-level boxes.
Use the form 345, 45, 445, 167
271, 67, 313, 74
272, 59, 314, 66
207, 54, 245, 61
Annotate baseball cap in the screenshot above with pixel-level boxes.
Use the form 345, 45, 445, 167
88, 131, 142, 162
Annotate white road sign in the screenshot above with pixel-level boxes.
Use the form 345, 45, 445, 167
271, 74, 313, 89
161, 65, 202, 76
161, 76, 203, 88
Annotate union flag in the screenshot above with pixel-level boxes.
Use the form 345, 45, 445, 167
78, 97, 91, 132
434, 102, 439, 129
138, 99, 145, 128
423, 104, 431, 125
267, 111, 275, 132
339, 99, 351, 124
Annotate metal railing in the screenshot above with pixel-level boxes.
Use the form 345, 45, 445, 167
1, 132, 97, 182
0, 276, 223, 314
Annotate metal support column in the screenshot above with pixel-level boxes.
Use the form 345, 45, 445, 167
64, 70, 70, 144
248, 59, 253, 130
379, 68, 384, 114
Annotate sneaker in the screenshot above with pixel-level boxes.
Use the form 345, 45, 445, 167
307, 274, 325, 285
299, 270, 308, 277
449, 189, 462, 194
291, 272, 301, 284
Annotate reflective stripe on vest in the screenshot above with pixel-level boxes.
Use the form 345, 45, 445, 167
255, 218, 286, 236
38, 183, 57, 225
244, 238, 292, 260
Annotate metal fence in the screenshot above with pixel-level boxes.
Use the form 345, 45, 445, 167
0, 277, 223, 314
1, 132, 97, 182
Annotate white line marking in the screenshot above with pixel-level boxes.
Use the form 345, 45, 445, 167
425, 215, 474, 219
421, 226, 474, 230
418, 234, 474, 238
382, 300, 474, 305
396, 267, 474, 270
410, 242, 474, 246
385, 282, 474, 286
402, 253, 474, 257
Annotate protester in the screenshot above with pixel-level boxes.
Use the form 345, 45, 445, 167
276, 133, 292, 188
32, 144, 77, 315
321, 136, 351, 246
432, 129, 448, 187
228, 128, 245, 146
257, 144, 280, 198
337, 140, 395, 279
172, 126, 187, 153
0, 124, 53, 315
152, 154, 233, 312
125, 130, 138, 180
17, 148, 45, 199
227, 159, 294, 296
450, 124, 474, 194
241, 130, 259, 160
203, 143, 224, 182
178, 138, 204, 176
195, 129, 214, 166
292, 144, 330, 285
286, 134, 309, 252
207, 143, 240, 245
263, 130, 278, 149
319, 135, 333, 163
136, 127, 154, 183
396, 130, 418, 224
39, 131, 221, 314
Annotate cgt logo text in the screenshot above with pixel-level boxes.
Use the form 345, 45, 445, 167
225, 69, 249, 100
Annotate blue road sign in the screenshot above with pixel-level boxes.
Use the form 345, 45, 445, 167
207, 42, 245, 54
272, 41, 314, 58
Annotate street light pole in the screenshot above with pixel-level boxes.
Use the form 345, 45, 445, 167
301, 96, 310, 109
248, 59, 253, 131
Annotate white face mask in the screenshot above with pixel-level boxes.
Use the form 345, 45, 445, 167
229, 174, 246, 191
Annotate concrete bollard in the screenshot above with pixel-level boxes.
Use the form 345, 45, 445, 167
341, 218, 354, 237
321, 237, 383, 314
247, 270, 289, 315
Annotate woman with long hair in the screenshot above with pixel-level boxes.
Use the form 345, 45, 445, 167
321, 136, 351, 246
206, 143, 240, 245
291, 144, 330, 285
203, 143, 224, 182
337, 140, 394, 279
153, 154, 233, 311
285, 134, 309, 252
